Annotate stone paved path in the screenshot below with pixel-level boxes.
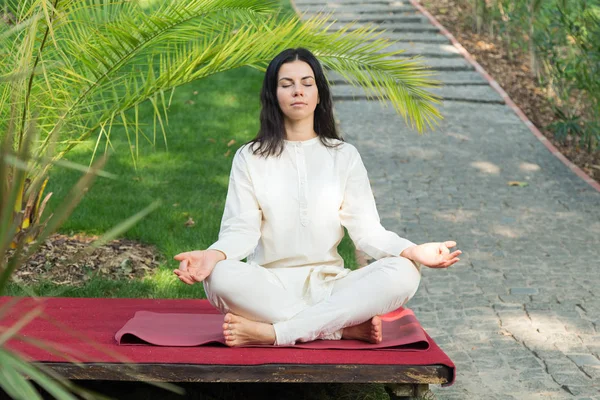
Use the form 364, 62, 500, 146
292, 1, 600, 398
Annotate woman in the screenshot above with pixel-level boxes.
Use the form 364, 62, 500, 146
174, 48, 461, 347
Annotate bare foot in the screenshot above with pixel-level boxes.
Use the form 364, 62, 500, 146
341, 316, 383, 344
222, 313, 276, 347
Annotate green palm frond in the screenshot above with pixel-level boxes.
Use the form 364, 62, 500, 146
0, 111, 171, 400
1, 0, 442, 166
0, 346, 109, 400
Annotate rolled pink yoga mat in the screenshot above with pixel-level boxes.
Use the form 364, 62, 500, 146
115, 307, 429, 350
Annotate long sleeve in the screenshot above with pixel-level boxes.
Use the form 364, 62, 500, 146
208, 148, 262, 261
339, 149, 416, 260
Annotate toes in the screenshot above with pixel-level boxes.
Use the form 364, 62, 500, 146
225, 313, 244, 326
371, 316, 383, 343
372, 331, 382, 343
372, 317, 382, 330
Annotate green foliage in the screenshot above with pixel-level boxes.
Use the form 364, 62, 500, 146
0, 0, 442, 164
0, 123, 104, 399
0, 112, 174, 399
0, 57, 164, 400
547, 107, 584, 143
537, 0, 600, 150
451, 0, 600, 153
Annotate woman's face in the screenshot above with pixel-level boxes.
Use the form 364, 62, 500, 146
276, 60, 320, 123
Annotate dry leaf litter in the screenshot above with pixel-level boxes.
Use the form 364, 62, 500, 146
7, 234, 162, 286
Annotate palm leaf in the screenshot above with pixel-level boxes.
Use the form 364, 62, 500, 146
2, 0, 442, 164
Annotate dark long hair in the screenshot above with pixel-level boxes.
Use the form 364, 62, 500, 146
248, 48, 343, 157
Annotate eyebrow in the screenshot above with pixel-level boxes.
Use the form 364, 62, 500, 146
278, 76, 315, 82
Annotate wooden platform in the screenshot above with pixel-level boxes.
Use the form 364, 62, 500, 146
39, 362, 450, 399
1, 296, 455, 399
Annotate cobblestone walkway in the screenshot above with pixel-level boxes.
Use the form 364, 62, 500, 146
292, 0, 600, 398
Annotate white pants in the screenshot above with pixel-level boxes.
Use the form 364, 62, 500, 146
203, 257, 421, 346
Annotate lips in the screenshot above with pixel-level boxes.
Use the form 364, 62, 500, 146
291, 102, 306, 106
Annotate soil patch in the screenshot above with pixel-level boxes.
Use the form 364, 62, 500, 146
418, 0, 600, 183
9, 234, 162, 286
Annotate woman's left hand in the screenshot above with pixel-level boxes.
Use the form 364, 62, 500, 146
401, 241, 461, 269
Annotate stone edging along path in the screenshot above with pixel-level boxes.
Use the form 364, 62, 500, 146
290, 0, 600, 193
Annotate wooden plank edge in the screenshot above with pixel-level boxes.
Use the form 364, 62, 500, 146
35, 362, 452, 384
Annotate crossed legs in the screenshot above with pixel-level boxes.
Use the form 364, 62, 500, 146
203, 257, 421, 346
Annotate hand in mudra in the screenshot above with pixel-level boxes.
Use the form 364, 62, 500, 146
402, 241, 461, 268
173, 249, 225, 285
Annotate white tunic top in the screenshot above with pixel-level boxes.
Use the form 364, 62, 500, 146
208, 136, 416, 275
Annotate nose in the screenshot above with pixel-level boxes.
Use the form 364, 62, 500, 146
293, 85, 304, 96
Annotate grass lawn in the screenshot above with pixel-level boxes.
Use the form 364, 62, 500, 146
7, 63, 360, 299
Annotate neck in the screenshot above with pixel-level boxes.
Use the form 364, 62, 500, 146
284, 117, 317, 141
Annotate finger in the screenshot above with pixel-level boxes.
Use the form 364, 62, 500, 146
444, 241, 457, 249
175, 269, 192, 280
439, 243, 450, 255
433, 257, 460, 268
177, 275, 194, 285
444, 258, 460, 267
191, 273, 206, 283
173, 252, 189, 261
174, 269, 189, 277
446, 250, 462, 259
179, 259, 189, 272
430, 264, 447, 269
180, 272, 195, 284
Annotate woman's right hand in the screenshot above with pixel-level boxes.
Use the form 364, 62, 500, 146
173, 249, 226, 285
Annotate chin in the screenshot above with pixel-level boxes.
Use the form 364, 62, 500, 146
284, 111, 314, 120
288, 115, 314, 123
291, 107, 316, 115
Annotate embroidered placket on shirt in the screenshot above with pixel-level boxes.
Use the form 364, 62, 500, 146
295, 143, 309, 226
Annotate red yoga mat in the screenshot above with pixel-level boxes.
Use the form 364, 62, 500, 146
115, 308, 429, 350
0, 296, 455, 385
